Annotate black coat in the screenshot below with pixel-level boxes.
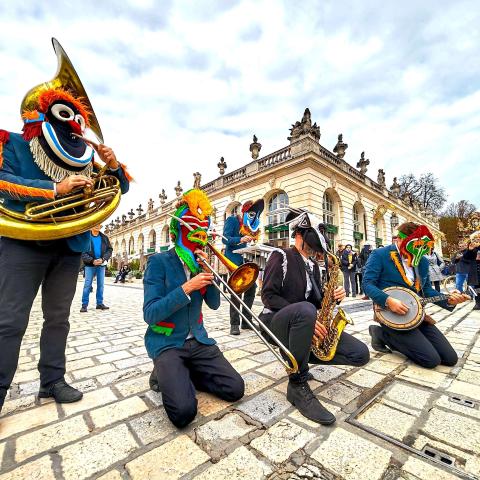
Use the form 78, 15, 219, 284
463, 247, 480, 286
81, 232, 113, 266
261, 247, 322, 312
341, 250, 357, 272
454, 249, 471, 275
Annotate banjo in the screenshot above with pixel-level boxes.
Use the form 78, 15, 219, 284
374, 286, 479, 330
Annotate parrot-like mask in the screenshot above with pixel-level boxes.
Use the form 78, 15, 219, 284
170, 189, 213, 274
398, 225, 435, 267
239, 199, 265, 241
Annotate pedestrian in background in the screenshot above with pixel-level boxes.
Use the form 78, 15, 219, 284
80, 225, 112, 312
454, 241, 470, 293
425, 249, 445, 292
341, 244, 357, 297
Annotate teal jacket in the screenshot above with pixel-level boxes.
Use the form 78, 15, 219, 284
143, 248, 220, 359
362, 245, 452, 310
0, 132, 129, 252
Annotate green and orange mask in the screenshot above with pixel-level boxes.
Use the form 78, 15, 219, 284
398, 225, 434, 267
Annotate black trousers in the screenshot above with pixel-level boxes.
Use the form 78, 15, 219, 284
153, 339, 244, 428
379, 322, 458, 368
432, 281, 441, 292
343, 270, 357, 296
230, 282, 256, 326
261, 301, 370, 382
0, 238, 81, 397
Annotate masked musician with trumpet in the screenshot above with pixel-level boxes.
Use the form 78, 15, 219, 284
144, 188, 245, 428
260, 209, 370, 425
223, 198, 265, 335
0, 39, 130, 414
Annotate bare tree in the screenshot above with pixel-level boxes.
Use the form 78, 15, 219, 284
443, 200, 476, 219
398, 173, 447, 211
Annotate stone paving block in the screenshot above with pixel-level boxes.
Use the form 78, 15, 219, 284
311, 427, 391, 480
145, 390, 163, 406
66, 358, 96, 372
399, 364, 449, 388
115, 374, 149, 396
346, 369, 384, 388
241, 342, 269, 354
71, 363, 117, 380
197, 391, 232, 416
114, 356, 150, 370
15, 415, 90, 462
96, 367, 140, 386
1, 395, 36, 416
320, 382, 363, 405
76, 341, 112, 352
309, 365, 344, 383
62, 387, 117, 416
365, 359, 400, 374
129, 409, 176, 445
95, 350, 132, 363
456, 369, 480, 386
0, 441, 4, 465
90, 396, 148, 429
195, 445, 272, 480
401, 457, 459, 480
125, 435, 209, 479
223, 348, 250, 362
195, 413, 256, 457
12, 368, 39, 384
231, 358, 260, 373
237, 389, 291, 424
422, 408, 480, 453
0, 402, 58, 441
0, 455, 55, 480
357, 401, 416, 441
242, 372, 275, 396
447, 380, 480, 401
66, 349, 105, 362
384, 382, 433, 410
60, 424, 138, 480
249, 350, 277, 363
380, 352, 406, 364
435, 394, 480, 420
251, 419, 315, 463
257, 361, 289, 380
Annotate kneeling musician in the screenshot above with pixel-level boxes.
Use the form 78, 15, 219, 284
144, 188, 244, 428
260, 209, 369, 425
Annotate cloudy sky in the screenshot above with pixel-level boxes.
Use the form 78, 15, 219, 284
0, 0, 478, 217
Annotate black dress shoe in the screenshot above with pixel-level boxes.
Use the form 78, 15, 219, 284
473, 305, 480, 311
241, 322, 254, 330
369, 325, 391, 353
96, 304, 110, 310
230, 325, 240, 335
38, 380, 83, 404
0, 387, 7, 414
287, 381, 336, 425
149, 369, 160, 392
80, 305, 87, 313
305, 371, 314, 381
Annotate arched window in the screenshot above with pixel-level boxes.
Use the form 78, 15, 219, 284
128, 237, 134, 255
224, 202, 241, 221
121, 239, 126, 256
322, 192, 336, 247
266, 191, 289, 247
149, 229, 157, 250
114, 241, 119, 255
138, 234, 144, 254
164, 227, 170, 244
352, 203, 365, 250
375, 220, 384, 247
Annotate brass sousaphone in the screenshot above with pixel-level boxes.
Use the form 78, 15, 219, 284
0, 38, 121, 241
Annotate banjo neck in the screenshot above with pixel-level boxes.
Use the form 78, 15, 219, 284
419, 287, 480, 306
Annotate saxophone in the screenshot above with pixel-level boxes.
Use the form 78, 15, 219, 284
311, 252, 353, 361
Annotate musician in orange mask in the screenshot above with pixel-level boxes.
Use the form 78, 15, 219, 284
364, 222, 469, 368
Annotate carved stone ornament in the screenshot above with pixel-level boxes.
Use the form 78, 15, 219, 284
357, 191, 363, 202
147, 198, 154, 212
390, 177, 401, 197
268, 176, 276, 188
249, 134, 262, 159
333, 133, 348, 159
193, 172, 202, 189
288, 108, 321, 142
356, 152, 370, 175
217, 156, 227, 175
330, 175, 337, 189
230, 189, 236, 201
377, 169, 386, 187
159, 189, 167, 205
175, 181, 183, 198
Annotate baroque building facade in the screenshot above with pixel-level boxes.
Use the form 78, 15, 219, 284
106, 109, 442, 268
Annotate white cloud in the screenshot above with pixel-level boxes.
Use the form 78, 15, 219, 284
0, 0, 478, 222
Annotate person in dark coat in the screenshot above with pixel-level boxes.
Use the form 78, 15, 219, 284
453, 241, 470, 292
341, 244, 358, 296
463, 238, 480, 310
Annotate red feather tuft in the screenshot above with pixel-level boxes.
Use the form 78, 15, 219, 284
22, 122, 43, 141
0, 129, 10, 144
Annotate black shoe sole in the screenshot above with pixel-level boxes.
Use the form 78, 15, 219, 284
369, 325, 391, 353
38, 392, 83, 403
287, 397, 336, 425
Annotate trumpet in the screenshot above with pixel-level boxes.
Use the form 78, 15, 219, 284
200, 243, 299, 374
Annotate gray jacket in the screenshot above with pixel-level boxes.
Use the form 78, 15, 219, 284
425, 252, 445, 282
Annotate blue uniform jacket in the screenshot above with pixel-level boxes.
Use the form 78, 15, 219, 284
0, 132, 130, 253
143, 248, 220, 359
362, 244, 452, 310
222, 215, 247, 265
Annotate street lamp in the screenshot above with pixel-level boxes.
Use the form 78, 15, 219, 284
390, 213, 399, 231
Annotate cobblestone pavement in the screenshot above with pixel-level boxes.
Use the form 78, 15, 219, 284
1, 281, 480, 480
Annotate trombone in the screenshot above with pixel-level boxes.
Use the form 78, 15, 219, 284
200, 242, 299, 374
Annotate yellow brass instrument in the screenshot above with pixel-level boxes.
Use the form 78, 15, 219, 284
0, 39, 121, 240
199, 243, 299, 374
311, 252, 353, 361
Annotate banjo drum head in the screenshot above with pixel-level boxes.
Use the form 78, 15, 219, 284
376, 287, 423, 330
